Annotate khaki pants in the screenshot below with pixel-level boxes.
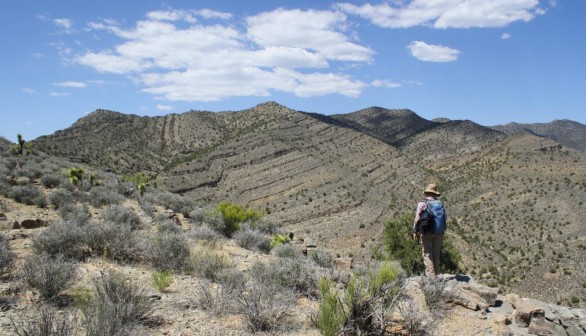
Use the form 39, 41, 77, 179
421, 234, 443, 277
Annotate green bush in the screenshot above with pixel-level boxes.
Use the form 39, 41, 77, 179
382, 213, 461, 276
152, 270, 173, 292
270, 233, 290, 248
317, 261, 403, 335
215, 201, 264, 237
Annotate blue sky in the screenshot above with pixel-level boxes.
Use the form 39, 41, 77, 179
1, 0, 585, 141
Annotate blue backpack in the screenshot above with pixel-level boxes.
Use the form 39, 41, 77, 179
417, 199, 447, 235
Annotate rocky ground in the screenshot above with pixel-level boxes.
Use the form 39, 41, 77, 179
1, 193, 584, 336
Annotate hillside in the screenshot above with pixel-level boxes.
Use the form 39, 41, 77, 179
493, 119, 586, 152
31, 102, 586, 306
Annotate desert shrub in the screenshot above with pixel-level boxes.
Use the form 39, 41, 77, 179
58, 203, 91, 224
102, 205, 141, 230
317, 261, 404, 335
233, 229, 271, 253
146, 232, 190, 271
86, 186, 123, 207
11, 304, 77, 336
310, 248, 335, 269
40, 173, 64, 189
417, 276, 454, 316
156, 219, 182, 234
49, 189, 74, 209
22, 254, 77, 300
217, 268, 247, 293
190, 224, 224, 246
249, 256, 318, 294
317, 278, 345, 336
383, 213, 461, 276
189, 250, 232, 281
273, 243, 303, 259
81, 271, 155, 336
148, 190, 194, 214
32, 221, 88, 260
244, 218, 280, 235
0, 234, 16, 277
215, 201, 264, 237
270, 233, 291, 248
192, 279, 237, 316
9, 184, 46, 207
84, 221, 142, 263
152, 271, 173, 292
237, 282, 295, 333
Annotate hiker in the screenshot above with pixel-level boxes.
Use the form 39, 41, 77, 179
413, 183, 447, 277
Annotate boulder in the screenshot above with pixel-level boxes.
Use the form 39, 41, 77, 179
462, 283, 499, 306
20, 218, 47, 229
528, 316, 551, 335
0, 213, 6, 221
451, 287, 490, 311
334, 257, 353, 271
512, 298, 545, 328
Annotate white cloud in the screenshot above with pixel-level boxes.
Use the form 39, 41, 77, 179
21, 88, 35, 93
49, 92, 70, 97
53, 18, 75, 33
156, 104, 173, 111
74, 8, 372, 101
194, 9, 232, 20
54, 81, 87, 88
371, 79, 401, 88
246, 9, 373, 62
33, 53, 44, 58
408, 41, 461, 62
146, 10, 197, 23
501, 32, 512, 39
337, 0, 543, 29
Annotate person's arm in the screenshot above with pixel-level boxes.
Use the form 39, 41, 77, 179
413, 201, 424, 239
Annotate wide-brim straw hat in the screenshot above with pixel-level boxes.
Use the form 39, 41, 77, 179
423, 183, 441, 196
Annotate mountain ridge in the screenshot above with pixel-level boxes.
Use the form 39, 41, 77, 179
30, 101, 586, 306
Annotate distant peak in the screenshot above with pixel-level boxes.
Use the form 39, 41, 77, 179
432, 117, 451, 123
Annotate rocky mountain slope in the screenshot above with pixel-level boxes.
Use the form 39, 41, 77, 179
493, 119, 586, 152
31, 102, 586, 307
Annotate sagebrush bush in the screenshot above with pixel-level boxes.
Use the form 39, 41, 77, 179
146, 232, 190, 271
11, 304, 77, 336
58, 203, 90, 223
191, 224, 224, 246
156, 219, 182, 234
310, 248, 334, 269
233, 229, 271, 253
41, 173, 64, 189
102, 205, 141, 230
49, 189, 74, 209
86, 186, 123, 207
9, 184, 46, 207
192, 279, 237, 316
249, 257, 318, 294
22, 254, 77, 300
215, 201, 264, 237
33, 220, 88, 260
238, 282, 294, 333
82, 271, 155, 336
0, 234, 16, 277
84, 221, 142, 263
189, 250, 232, 281
274, 244, 303, 259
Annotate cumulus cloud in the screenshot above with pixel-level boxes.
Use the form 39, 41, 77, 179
75, 8, 370, 101
408, 41, 461, 62
371, 79, 401, 88
337, 0, 543, 29
53, 81, 87, 88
